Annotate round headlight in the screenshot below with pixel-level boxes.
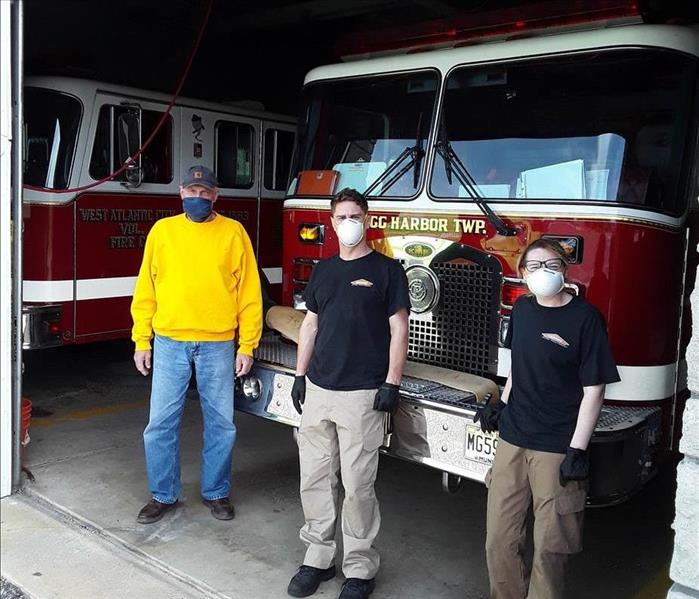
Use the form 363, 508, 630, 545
405, 265, 439, 314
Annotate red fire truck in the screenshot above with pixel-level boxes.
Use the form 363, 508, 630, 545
238, 4, 699, 504
22, 77, 295, 349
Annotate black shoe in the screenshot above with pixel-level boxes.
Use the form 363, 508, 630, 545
202, 497, 235, 520
136, 499, 178, 524
338, 578, 375, 599
287, 565, 336, 597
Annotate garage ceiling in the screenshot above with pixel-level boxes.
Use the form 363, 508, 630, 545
24, 0, 696, 115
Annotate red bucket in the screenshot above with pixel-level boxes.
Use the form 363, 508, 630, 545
21, 397, 32, 447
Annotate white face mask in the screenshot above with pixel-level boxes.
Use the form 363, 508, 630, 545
336, 218, 365, 247
526, 268, 565, 298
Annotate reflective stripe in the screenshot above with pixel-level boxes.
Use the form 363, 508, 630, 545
262, 267, 282, 285
496, 347, 677, 401
23, 269, 282, 302
606, 364, 677, 401
23, 280, 74, 302
496, 347, 512, 377
77, 277, 137, 300
24, 277, 136, 301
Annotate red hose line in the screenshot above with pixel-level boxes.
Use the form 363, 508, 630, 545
25, 0, 214, 194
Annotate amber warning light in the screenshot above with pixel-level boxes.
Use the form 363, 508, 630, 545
298, 224, 325, 244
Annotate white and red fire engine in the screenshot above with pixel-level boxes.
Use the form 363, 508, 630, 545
237, 2, 699, 505
22, 77, 295, 349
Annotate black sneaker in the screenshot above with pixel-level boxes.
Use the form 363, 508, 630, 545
136, 499, 178, 524
287, 565, 336, 597
338, 578, 375, 599
202, 497, 235, 520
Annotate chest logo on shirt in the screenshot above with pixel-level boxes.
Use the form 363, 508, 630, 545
541, 333, 570, 348
350, 278, 374, 287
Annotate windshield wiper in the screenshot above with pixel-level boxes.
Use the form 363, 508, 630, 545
412, 112, 424, 189
364, 113, 424, 197
435, 121, 518, 237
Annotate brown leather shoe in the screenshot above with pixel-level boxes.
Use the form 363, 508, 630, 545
202, 497, 235, 520
136, 499, 178, 524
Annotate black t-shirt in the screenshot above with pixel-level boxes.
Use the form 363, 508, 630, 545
304, 251, 410, 391
499, 294, 620, 454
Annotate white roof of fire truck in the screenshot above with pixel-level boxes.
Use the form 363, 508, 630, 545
305, 24, 699, 84
25, 76, 295, 124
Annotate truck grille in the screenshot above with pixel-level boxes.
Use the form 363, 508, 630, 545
254, 332, 297, 369
408, 253, 501, 377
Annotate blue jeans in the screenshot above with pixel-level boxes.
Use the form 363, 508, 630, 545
143, 335, 236, 504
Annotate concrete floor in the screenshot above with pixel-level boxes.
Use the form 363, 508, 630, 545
9, 340, 677, 599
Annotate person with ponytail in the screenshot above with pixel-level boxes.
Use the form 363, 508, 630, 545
475, 238, 620, 599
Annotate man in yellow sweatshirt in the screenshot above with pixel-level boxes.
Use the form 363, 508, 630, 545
131, 165, 262, 524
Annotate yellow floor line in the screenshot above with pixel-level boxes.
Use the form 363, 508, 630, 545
30, 399, 148, 428
631, 565, 672, 599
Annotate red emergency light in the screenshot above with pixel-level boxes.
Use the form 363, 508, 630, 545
337, 0, 641, 59
292, 258, 316, 285
501, 280, 529, 310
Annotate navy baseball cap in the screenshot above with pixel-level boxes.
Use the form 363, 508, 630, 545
182, 165, 218, 189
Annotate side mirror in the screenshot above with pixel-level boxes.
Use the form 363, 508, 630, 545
117, 109, 142, 187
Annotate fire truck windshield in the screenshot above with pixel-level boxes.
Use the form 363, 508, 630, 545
23, 87, 82, 190
431, 49, 697, 216
295, 70, 437, 198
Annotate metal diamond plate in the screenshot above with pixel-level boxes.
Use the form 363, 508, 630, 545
266, 372, 301, 426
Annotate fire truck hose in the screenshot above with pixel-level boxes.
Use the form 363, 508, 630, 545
402, 361, 499, 404
265, 306, 500, 404
265, 306, 306, 342
24, 0, 214, 194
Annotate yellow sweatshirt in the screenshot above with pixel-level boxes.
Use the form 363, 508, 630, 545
131, 213, 262, 355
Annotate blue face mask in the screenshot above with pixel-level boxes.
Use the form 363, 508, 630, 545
182, 197, 213, 222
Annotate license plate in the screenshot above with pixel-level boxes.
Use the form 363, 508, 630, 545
464, 424, 499, 464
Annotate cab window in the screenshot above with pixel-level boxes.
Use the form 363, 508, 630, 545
89, 104, 173, 183
24, 88, 82, 190
216, 121, 255, 189
431, 50, 698, 215
264, 128, 294, 192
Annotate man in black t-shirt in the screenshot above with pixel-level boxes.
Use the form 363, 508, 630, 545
286, 189, 410, 599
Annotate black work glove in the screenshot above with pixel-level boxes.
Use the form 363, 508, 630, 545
373, 383, 400, 414
472, 399, 506, 433
559, 447, 589, 487
291, 375, 306, 415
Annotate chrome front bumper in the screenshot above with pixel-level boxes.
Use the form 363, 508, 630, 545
237, 360, 491, 483
239, 333, 661, 501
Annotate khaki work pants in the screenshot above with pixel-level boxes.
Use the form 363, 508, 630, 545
298, 380, 385, 579
485, 439, 587, 599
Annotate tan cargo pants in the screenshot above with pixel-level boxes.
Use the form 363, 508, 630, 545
485, 439, 587, 599
298, 379, 385, 579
